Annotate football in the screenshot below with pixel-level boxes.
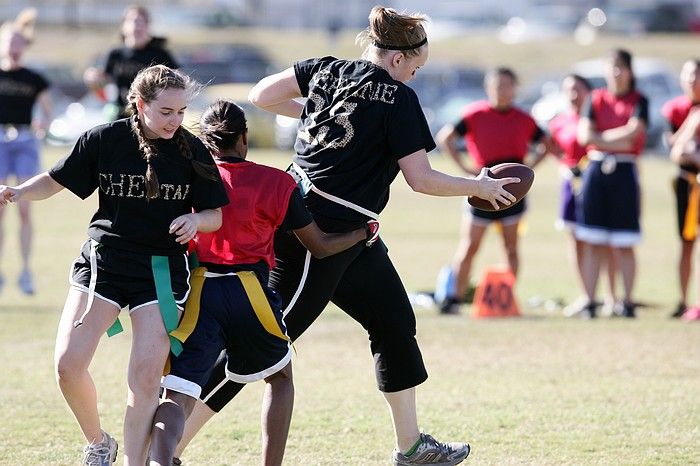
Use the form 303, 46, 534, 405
467, 163, 535, 212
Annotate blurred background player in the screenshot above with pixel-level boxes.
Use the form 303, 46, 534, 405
662, 59, 700, 319
435, 67, 547, 314
0, 8, 52, 295
548, 74, 620, 317
149, 99, 375, 466
576, 49, 648, 319
83, 5, 178, 120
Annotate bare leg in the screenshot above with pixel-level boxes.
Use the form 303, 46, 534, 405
54, 288, 120, 444
261, 362, 294, 466
679, 239, 694, 306
383, 387, 420, 453
123, 304, 173, 466
616, 246, 636, 305
500, 221, 520, 278
604, 246, 618, 305
17, 199, 32, 272
451, 217, 488, 300
580, 243, 606, 304
149, 391, 195, 466
175, 400, 216, 458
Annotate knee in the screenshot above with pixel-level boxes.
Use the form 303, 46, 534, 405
54, 353, 85, 384
129, 357, 168, 397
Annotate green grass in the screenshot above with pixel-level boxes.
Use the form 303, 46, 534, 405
0, 146, 698, 465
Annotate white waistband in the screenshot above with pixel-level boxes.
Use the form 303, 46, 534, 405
587, 151, 637, 163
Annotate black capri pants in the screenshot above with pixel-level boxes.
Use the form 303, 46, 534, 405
199, 230, 428, 412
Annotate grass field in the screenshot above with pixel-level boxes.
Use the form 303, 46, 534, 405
0, 145, 698, 465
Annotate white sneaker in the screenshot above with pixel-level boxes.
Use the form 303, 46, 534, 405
18, 269, 34, 295
82, 430, 118, 466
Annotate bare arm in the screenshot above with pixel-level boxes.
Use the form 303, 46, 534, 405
170, 208, 223, 245
670, 111, 700, 167
0, 172, 64, 206
577, 116, 643, 153
293, 222, 367, 259
33, 89, 53, 138
249, 68, 304, 118
436, 124, 477, 175
398, 150, 518, 210
528, 135, 552, 169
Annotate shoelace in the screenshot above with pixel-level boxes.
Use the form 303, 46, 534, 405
83, 442, 112, 465
420, 434, 457, 456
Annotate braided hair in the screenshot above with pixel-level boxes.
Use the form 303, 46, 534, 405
126, 64, 218, 199
198, 100, 248, 157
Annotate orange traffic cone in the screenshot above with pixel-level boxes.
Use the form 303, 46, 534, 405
472, 267, 520, 318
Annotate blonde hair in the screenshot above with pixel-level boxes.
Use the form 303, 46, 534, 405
1, 7, 38, 45
126, 65, 217, 199
355, 6, 427, 59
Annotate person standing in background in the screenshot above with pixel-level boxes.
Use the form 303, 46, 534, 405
435, 67, 547, 314
576, 49, 648, 319
662, 59, 700, 319
83, 5, 178, 119
549, 74, 620, 317
0, 8, 52, 295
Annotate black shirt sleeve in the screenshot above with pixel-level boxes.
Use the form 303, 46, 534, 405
188, 140, 229, 212
293, 56, 336, 97
279, 187, 313, 232
531, 125, 545, 143
454, 118, 468, 136
386, 86, 436, 159
581, 95, 594, 121
633, 95, 649, 124
49, 129, 100, 200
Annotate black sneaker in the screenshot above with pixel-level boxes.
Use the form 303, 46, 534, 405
670, 303, 687, 319
439, 297, 461, 315
621, 302, 636, 318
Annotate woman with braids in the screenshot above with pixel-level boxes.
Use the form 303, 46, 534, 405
175, 6, 519, 466
0, 8, 53, 295
84, 5, 178, 119
148, 99, 375, 466
0, 64, 228, 465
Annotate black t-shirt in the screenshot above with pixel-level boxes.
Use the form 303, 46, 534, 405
293, 56, 435, 232
104, 38, 178, 113
49, 118, 228, 255
0, 67, 49, 125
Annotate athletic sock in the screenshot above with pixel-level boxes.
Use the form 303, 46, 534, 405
403, 436, 423, 456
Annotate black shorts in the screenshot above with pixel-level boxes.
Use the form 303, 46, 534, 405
162, 270, 291, 399
69, 239, 191, 312
199, 232, 428, 411
469, 197, 527, 225
673, 175, 700, 240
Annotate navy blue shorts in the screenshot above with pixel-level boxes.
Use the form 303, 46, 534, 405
575, 159, 641, 247
559, 177, 578, 227
162, 269, 291, 399
468, 196, 527, 226
70, 239, 191, 312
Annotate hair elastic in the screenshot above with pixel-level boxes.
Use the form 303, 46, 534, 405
373, 37, 427, 51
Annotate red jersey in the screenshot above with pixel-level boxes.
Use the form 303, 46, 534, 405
549, 110, 586, 168
195, 160, 297, 269
456, 100, 540, 168
586, 88, 647, 155
662, 94, 699, 131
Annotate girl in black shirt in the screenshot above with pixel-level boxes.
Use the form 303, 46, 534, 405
0, 8, 52, 295
84, 5, 178, 119
0, 65, 227, 466
177, 6, 518, 466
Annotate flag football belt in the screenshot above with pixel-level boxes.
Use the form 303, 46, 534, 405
288, 162, 380, 220
195, 270, 290, 342
587, 151, 636, 175
73, 239, 198, 356
680, 168, 700, 241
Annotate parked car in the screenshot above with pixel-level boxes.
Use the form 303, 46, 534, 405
529, 58, 681, 149
177, 44, 276, 85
